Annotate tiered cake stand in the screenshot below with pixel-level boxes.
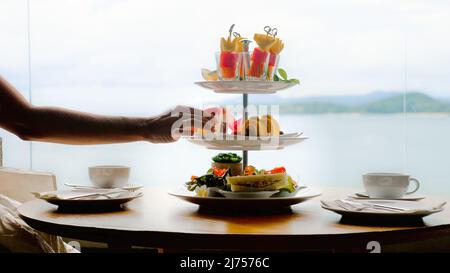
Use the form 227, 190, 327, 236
192, 81, 307, 169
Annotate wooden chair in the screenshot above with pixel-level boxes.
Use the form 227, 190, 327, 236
0, 144, 146, 252
0, 167, 110, 252
0, 167, 56, 252
0, 167, 57, 202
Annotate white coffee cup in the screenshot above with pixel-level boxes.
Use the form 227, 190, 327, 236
89, 165, 130, 188
363, 173, 420, 199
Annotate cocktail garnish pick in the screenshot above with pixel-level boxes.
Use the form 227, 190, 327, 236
271, 28, 278, 38
264, 26, 278, 37
229, 24, 235, 38
264, 26, 272, 36
254, 26, 277, 51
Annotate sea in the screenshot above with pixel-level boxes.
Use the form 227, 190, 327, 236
1, 114, 450, 197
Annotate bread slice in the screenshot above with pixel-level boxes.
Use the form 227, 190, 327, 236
226, 173, 288, 192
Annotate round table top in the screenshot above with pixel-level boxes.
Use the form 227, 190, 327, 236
18, 187, 450, 251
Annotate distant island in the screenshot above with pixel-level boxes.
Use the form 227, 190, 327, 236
216, 91, 450, 114
281, 92, 450, 114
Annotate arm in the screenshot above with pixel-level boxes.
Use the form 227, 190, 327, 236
0, 75, 208, 144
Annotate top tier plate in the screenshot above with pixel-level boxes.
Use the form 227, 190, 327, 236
195, 81, 297, 94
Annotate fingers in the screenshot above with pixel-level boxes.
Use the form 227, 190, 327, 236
149, 106, 219, 144
164, 106, 228, 141
173, 116, 208, 131
171, 115, 216, 129
170, 105, 215, 120
170, 116, 224, 138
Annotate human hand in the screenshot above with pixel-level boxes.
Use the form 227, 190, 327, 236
145, 105, 216, 143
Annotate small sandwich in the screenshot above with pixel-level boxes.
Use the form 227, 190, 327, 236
226, 172, 288, 192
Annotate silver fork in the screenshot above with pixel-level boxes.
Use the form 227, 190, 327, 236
338, 200, 402, 212
67, 190, 128, 200
334, 200, 356, 211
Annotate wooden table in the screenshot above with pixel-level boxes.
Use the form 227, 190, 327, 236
18, 187, 450, 252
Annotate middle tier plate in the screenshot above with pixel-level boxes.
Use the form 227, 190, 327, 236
184, 136, 308, 151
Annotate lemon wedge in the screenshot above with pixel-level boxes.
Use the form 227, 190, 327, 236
196, 185, 208, 197
201, 68, 218, 81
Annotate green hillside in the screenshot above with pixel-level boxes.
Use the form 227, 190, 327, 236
280, 92, 450, 114
281, 102, 349, 114
357, 92, 450, 113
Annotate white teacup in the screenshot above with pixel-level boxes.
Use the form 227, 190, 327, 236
363, 173, 420, 199
89, 165, 130, 189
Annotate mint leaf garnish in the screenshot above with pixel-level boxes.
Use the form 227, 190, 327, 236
278, 68, 288, 80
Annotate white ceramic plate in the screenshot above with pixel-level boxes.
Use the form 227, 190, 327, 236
195, 81, 298, 94
189, 132, 303, 140
272, 186, 306, 197
168, 187, 321, 210
185, 136, 308, 151
321, 199, 444, 219
41, 191, 143, 210
216, 186, 305, 198
218, 189, 279, 199
353, 192, 425, 201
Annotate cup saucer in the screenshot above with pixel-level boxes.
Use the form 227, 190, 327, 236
352, 192, 425, 201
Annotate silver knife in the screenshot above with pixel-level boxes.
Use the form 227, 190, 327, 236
342, 199, 405, 211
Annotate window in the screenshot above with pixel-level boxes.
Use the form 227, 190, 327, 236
0, 0, 31, 168
1, 0, 449, 195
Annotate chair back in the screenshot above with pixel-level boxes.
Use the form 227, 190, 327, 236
0, 167, 57, 202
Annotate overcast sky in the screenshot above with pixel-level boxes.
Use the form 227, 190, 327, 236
1, 0, 449, 114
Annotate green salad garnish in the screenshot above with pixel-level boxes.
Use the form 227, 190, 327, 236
273, 68, 300, 85
186, 168, 230, 191
212, 153, 242, 163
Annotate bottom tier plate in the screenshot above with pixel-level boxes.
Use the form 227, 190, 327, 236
168, 187, 321, 210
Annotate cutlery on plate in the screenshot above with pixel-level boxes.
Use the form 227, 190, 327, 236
344, 199, 405, 211
64, 183, 140, 191
327, 200, 368, 211
344, 199, 447, 212
64, 183, 99, 189
339, 199, 404, 212
333, 200, 353, 211
67, 189, 129, 200
335, 200, 373, 211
